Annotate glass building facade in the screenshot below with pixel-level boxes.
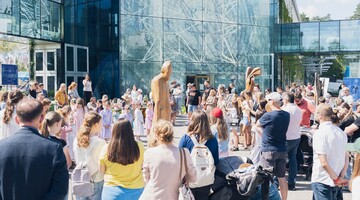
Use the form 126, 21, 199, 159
275, 20, 360, 53
0, 0, 62, 42
64, 0, 273, 97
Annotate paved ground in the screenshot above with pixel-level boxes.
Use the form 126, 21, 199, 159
171, 115, 352, 200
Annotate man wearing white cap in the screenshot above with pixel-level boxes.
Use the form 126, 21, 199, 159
257, 92, 290, 200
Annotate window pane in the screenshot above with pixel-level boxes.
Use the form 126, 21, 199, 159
67, 76, 74, 86
35, 76, 43, 84
47, 76, 55, 93
320, 21, 339, 52
300, 23, 319, 52
66, 46, 74, 71
77, 48, 87, 72
47, 52, 55, 71
35, 52, 43, 71
77, 76, 85, 97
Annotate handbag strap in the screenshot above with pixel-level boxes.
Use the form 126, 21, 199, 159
182, 148, 188, 184
179, 148, 183, 186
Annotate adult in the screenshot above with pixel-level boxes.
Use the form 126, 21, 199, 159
179, 110, 219, 200
338, 103, 358, 141
100, 119, 145, 199
203, 80, 214, 98
0, 90, 24, 140
257, 92, 290, 200
29, 81, 38, 99
0, 98, 68, 199
68, 82, 80, 100
140, 120, 196, 200
281, 92, 303, 190
294, 92, 315, 128
344, 117, 360, 143
151, 61, 172, 123
83, 73, 93, 104
0, 92, 8, 110
55, 83, 68, 108
229, 83, 236, 94
39, 83, 48, 98
311, 104, 348, 200
73, 112, 106, 200
186, 84, 201, 120
205, 89, 217, 115
341, 87, 354, 106
173, 84, 183, 114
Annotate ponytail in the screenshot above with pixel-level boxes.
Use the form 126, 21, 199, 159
3, 91, 24, 124
77, 112, 101, 148
40, 111, 62, 138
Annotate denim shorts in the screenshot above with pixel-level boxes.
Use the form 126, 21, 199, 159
102, 186, 144, 200
188, 105, 198, 113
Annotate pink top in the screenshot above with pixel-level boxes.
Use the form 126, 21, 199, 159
145, 108, 154, 129
73, 107, 86, 134
139, 144, 196, 200
297, 100, 315, 128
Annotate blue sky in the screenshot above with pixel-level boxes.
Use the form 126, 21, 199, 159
297, 0, 359, 20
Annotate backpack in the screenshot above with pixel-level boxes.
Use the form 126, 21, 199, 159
71, 163, 95, 197
189, 135, 215, 188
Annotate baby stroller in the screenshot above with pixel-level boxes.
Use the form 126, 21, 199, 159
298, 129, 313, 180
210, 156, 280, 200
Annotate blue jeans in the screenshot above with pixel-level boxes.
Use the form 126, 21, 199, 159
249, 182, 281, 200
188, 105, 198, 113
287, 139, 300, 185
311, 182, 342, 200
102, 186, 144, 200
76, 181, 103, 200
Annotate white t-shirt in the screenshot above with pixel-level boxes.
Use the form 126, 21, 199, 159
342, 95, 354, 105
311, 121, 347, 187
131, 90, 138, 102
282, 103, 302, 140
82, 80, 92, 92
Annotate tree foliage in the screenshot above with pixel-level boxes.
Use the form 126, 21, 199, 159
350, 3, 360, 19
300, 13, 331, 22
322, 55, 345, 80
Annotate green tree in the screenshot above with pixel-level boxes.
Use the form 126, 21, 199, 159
322, 55, 345, 80
350, 3, 360, 19
300, 12, 310, 22
311, 14, 331, 21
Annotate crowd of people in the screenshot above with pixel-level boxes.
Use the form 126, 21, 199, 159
1, 75, 360, 200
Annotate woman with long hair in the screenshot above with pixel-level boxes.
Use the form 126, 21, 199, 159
73, 112, 106, 200
40, 111, 72, 169
205, 89, 217, 115
140, 120, 196, 200
240, 90, 253, 149
0, 90, 24, 140
210, 108, 229, 158
82, 74, 93, 104
178, 110, 219, 200
68, 82, 80, 100
338, 103, 358, 142
100, 119, 145, 199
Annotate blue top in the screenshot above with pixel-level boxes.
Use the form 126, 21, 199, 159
178, 134, 219, 165
211, 124, 229, 155
259, 110, 290, 152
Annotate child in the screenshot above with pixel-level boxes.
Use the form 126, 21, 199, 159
100, 101, 113, 140
145, 101, 154, 135
133, 101, 144, 138
40, 111, 72, 169
96, 100, 103, 113
73, 98, 87, 134
119, 105, 133, 126
210, 108, 229, 158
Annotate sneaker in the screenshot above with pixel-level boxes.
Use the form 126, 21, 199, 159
230, 146, 239, 151
288, 184, 296, 191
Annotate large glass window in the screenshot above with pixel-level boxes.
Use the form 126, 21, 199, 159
77, 48, 87, 72
66, 46, 74, 71
47, 52, 55, 71
47, 76, 55, 93
340, 20, 360, 51
36, 52, 43, 71
300, 23, 319, 52
280, 24, 300, 52
320, 21, 340, 52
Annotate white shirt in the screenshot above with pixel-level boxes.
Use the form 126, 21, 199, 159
131, 90, 138, 102
82, 80, 92, 92
73, 136, 106, 182
352, 176, 360, 199
311, 121, 347, 187
342, 95, 354, 105
282, 103, 302, 140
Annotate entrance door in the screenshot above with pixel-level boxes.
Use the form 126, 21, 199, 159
65, 44, 89, 97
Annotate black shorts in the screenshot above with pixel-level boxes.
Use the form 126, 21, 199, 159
260, 151, 287, 178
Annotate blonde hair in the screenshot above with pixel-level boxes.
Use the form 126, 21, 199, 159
40, 111, 62, 137
68, 82, 77, 90
77, 112, 102, 147
210, 115, 228, 141
153, 120, 174, 143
